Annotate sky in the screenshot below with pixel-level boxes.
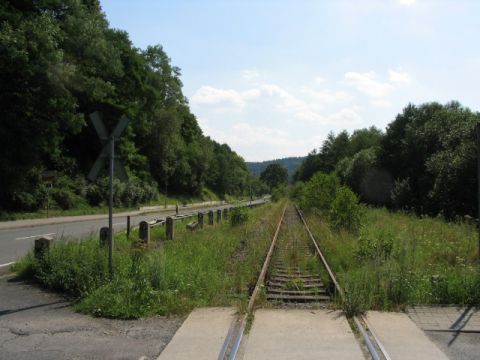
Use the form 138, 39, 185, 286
101, 0, 480, 162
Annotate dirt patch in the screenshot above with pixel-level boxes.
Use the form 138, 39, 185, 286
0, 269, 184, 360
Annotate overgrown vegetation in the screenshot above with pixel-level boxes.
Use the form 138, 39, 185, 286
12, 202, 284, 318
295, 172, 363, 233
0, 0, 253, 215
306, 208, 480, 315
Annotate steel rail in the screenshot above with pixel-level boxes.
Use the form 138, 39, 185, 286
295, 205, 391, 360
222, 203, 287, 360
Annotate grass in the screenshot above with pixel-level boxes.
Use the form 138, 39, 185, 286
305, 207, 480, 316
12, 201, 285, 319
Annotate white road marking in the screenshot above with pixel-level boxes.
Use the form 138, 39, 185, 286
0, 261, 15, 268
15, 232, 56, 241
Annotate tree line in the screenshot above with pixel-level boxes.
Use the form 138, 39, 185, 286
0, 0, 251, 212
294, 101, 480, 219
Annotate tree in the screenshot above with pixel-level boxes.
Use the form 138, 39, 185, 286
260, 164, 288, 191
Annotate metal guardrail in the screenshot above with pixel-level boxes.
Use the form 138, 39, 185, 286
100, 199, 268, 244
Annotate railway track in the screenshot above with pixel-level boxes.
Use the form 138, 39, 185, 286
265, 206, 329, 304
219, 203, 391, 360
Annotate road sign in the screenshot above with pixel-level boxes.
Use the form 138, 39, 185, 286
87, 111, 130, 279
87, 112, 129, 182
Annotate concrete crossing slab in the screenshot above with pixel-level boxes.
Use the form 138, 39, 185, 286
366, 311, 449, 360
157, 307, 235, 360
242, 309, 364, 360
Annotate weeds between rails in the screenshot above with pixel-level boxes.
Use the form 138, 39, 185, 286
262, 206, 330, 306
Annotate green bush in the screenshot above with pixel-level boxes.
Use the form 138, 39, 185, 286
52, 189, 77, 210
271, 185, 287, 202
300, 172, 339, 212
230, 207, 249, 226
328, 186, 362, 232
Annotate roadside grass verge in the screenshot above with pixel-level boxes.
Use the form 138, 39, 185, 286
12, 201, 284, 318
305, 207, 480, 315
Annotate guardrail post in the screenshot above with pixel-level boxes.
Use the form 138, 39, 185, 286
166, 217, 175, 240
100, 227, 109, 246
216, 209, 222, 223
198, 212, 204, 228
34, 236, 53, 259
208, 210, 214, 225
126, 215, 131, 239
139, 221, 151, 245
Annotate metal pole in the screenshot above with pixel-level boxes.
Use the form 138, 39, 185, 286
108, 136, 114, 279
476, 123, 480, 262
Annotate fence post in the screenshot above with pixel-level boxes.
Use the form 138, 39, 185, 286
139, 221, 151, 245
198, 212, 204, 228
166, 217, 175, 240
100, 227, 109, 247
34, 236, 53, 259
208, 210, 214, 225
126, 215, 131, 239
223, 208, 229, 220
216, 209, 222, 223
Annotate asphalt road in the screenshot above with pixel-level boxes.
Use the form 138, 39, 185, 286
0, 200, 265, 266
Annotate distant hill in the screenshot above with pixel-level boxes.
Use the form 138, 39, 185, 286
247, 157, 305, 181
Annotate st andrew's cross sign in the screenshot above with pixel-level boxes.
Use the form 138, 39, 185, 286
88, 111, 130, 279
87, 111, 129, 182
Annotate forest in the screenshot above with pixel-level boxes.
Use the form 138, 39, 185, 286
247, 156, 305, 181
294, 101, 480, 219
0, 0, 251, 213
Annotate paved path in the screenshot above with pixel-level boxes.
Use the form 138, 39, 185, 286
241, 309, 364, 360
0, 200, 264, 265
407, 306, 480, 360
0, 270, 183, 360
157, 308, 235, 360
366, 311, 449, 360
407, 306, 480, 331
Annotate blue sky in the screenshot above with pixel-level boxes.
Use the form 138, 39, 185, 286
101, 0, 480, 161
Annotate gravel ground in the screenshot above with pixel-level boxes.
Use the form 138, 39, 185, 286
0, 269, 183, 360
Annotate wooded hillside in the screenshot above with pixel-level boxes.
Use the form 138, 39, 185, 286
247, 157, 305, 181
0, 0, 251, 212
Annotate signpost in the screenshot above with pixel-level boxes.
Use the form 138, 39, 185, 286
476, 123, 480, 262
88, 112, 129, 279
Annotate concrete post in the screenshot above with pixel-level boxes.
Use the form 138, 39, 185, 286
166, 217, 175, 240
139, 221, 151, 244
100, 227, 109, 247
208, 210, 214, 225
216, 209, 222, 223
34, 236, 53, 259
198, 212, 204, 228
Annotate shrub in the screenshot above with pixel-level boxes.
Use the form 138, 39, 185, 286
271, 185, 287, 202
300, 172, 340, 212
328, 186, 362, 232
52, 189, 76, 210
230, 207, 249, 226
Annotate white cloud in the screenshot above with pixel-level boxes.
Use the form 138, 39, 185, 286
399, 0, 416, 5
191, 86, 245, 107
314, 76, 326, 84
344, 71, 394, 97
388, 68, 412, 84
